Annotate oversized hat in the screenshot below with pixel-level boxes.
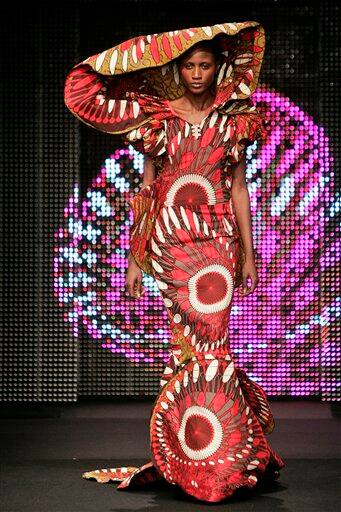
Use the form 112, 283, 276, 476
64, 21, 266, 135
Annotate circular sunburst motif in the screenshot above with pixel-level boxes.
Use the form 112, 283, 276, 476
188, 264, 234, 313
165, 174, 217, 206
177, 405, 223, 460
150, 357, 273, 499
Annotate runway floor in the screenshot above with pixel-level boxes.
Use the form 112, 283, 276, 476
1, 400, 340, 512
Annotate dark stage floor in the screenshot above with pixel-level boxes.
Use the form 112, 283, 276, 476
1, 400, 340, 512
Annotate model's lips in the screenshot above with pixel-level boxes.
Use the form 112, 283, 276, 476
191, 83, 203, 87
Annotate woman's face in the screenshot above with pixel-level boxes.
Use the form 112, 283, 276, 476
178, 48, 218, 94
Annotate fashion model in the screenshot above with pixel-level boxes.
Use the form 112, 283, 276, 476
64, 21, 285, 503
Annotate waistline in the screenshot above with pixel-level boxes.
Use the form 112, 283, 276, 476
158, 199, 236, 218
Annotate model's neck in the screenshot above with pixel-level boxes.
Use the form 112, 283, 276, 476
182, 87, 216, 111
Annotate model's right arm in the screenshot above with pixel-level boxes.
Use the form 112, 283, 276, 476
140, 155, 155, 189
126, 155, 155, 298
127, 154, 155, 265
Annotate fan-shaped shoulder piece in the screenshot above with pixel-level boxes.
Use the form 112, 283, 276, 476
64, 21, 266, 135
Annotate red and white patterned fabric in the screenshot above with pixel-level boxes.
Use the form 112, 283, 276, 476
65, 20, 285, 503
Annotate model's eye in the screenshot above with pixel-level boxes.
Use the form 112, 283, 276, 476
184, 64, 210, 69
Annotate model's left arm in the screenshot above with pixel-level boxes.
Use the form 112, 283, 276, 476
231, 153, 259, 296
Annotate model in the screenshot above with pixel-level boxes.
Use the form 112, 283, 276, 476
64, 20, 285, 503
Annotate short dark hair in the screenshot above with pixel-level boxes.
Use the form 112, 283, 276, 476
178, 37, 222, 65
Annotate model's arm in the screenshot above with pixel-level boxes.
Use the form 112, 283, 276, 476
127, 155, 155, 263
140, 154, 155, 188
126, 155, 156, 298
230, 154, 259, 296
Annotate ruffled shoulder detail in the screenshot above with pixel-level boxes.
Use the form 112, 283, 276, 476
226, 108, 269, 164
121, 92, 173, 158
123, 116, 167, 158
126, 92, 173, 121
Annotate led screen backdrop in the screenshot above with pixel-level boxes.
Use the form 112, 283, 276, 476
2, 4, 80, 401
2, 0, 340, 402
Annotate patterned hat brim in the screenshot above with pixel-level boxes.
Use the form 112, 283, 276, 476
64, 21, 265, 135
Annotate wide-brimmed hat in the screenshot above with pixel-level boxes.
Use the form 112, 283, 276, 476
64, 21, 265, 135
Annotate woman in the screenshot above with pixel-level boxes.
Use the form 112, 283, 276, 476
126, 40, 258, 300
64, 21, 285, 503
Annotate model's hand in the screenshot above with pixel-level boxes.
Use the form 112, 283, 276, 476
238, 258, 259, 296
125, 256, 145, 299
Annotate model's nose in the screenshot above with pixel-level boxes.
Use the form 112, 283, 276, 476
192, 73, 202, 79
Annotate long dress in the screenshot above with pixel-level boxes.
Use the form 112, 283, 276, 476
64, 20, 286, 503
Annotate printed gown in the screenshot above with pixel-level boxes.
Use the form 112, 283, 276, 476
64, 20, 285, 503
